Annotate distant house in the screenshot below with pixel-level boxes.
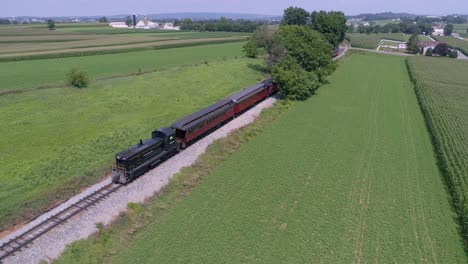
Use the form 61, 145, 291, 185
135, 18, 159, 29
417, 41, 442, 55
109, 22, 128, 28
432, 27, 444, 36
163, 23, 180, 30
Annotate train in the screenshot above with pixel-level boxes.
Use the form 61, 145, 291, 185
112, 79, 279, 184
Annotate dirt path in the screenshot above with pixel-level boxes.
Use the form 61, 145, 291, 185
0, 96, 278, 264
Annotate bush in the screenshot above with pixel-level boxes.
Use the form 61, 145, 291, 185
242, 40, 260, 58
425, 48, 433, 56
449, 50, 458, 58
67, 68, 90, 88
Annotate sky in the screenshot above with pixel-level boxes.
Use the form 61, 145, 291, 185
2, 0, 467, 17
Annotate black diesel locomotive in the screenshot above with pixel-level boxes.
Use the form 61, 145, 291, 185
112, 79, 279, 184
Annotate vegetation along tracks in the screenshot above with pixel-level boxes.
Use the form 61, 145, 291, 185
0, 183, 122, 262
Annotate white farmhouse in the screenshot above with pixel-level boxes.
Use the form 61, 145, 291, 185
163, 23, 181, 30
135, 19, 159, 29
432, 27, 444, 36
109, 22, 129, 28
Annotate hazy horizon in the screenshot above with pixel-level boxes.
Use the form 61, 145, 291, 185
2, 0, 467, 17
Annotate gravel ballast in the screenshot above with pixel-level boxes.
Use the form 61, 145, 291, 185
1, 97, 277, 264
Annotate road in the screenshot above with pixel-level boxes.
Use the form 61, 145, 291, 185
349, 47, 414, 57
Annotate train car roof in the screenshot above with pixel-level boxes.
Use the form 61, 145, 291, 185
171, 99, 233, 131
116, 137, 163, 160
229, 83, 265, 103
229, 79, 274, 103
153, 127, 174, 137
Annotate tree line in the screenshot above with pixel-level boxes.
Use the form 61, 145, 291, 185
243, 7, 347, 101
179, 17, 270, 32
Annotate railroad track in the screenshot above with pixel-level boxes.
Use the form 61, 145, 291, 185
0, 183, 122, 262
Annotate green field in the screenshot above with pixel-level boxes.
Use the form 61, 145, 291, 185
0, 42, 245, 91
0, 24, 248, 61
432, 35, 468, 55
58, 53, 466, 263
347, 33, 409, 49
454, 24, 468, 34
407, 56, 468, 245
0, 58, 266, 230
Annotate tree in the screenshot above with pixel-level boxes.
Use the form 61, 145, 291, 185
433, 43, 450, 56
47, 19, 55, 30
406, 34, 420, 54
242, 40, 260, 58
99, 17, 108, 23
444, 24, 454, 36
125, 16, 133, 27
425, 48, 433, 56
278, 25, 333, 73
311, 11, 348, 47
357, 24, 366, 34
449, 50, 458, 58
281, 7, 310, 26
272, 57, 320, 100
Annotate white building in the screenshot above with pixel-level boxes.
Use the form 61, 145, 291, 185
432, 27, 444, 36
109, 22, 129, 28
163, 23, 180, 30
135, 19, 159, 29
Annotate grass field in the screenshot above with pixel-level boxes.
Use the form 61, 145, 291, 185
347, 33, 409, 49
432, 35, 468, 55
0, 42, 245, 91
0, 58, 266, 230
57, 53, 466, 263
407, 56, 468, 245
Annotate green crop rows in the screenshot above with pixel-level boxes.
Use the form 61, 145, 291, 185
407, 55, 468, 246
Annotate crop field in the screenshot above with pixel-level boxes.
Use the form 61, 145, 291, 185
0, 42, 245, 91
407, 56, 468, 245
0, 24, 249, 60
454, 24, 468, 34
0, 58, 266, 230
432, 35, 468, 55
347, 33, 409, 49
58, 53, 466, 263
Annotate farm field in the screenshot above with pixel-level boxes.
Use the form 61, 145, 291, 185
0, 24, 248, 60
432, 35, 468, 55
407, 56, 468, 244
0, 58, 266, 230
347, 33, 409, 49
453, 24, 468, 34
0, 42, 245, 91
58, 53, 466, 263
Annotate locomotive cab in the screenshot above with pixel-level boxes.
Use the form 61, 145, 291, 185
112, 127, 177, 184
151, 127, 177, 152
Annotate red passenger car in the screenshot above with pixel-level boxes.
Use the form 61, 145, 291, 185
171, 99, 235, 148
230, 78, 279, 115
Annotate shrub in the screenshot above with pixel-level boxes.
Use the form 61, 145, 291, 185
425, 48, 433, 56
449, 50, 458, 58
242, 40, 260, 58
67, 68, 90, 88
